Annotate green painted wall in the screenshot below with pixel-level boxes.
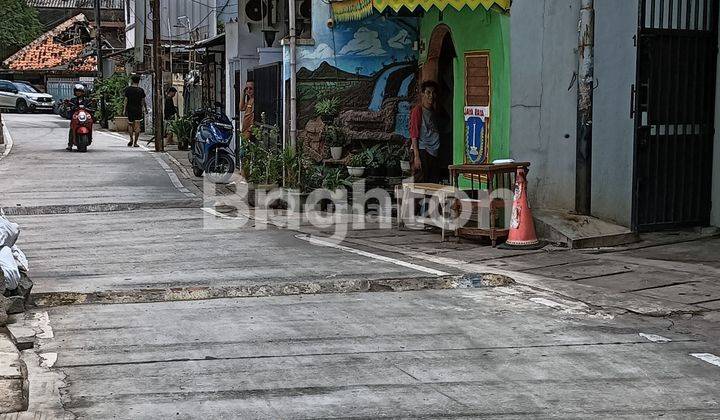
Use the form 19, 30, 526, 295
419, 7, 511, 167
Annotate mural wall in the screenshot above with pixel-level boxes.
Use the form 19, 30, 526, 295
286, 4, 419, 160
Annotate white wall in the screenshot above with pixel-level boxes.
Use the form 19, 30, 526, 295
510, 0, 579, 211
591, 0, 637, 227
125, 0, 217, 44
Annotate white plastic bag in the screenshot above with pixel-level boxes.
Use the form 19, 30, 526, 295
11, 245, 28, 273
0, 216, 19, 248
0, 246, 20, 290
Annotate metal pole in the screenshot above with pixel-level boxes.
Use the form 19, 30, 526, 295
152, 0, 164, 151
288, 0, 298, 153
95, 0, 107, 128
576, 0, 594, 215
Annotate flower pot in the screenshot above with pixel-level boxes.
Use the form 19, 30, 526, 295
347, 166, 365, 177
400, 160, 411, 172
113, 116, 129, 132
330, 146, 343, 160
247, 183, 279, 208
108, 119, 117, 131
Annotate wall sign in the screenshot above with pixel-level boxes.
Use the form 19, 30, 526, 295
464, 106, 489, 164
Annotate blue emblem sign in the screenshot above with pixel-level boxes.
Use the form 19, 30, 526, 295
464, 106, 489, 164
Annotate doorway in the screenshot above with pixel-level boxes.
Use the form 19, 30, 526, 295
633, 0, 719, 231
424, 24, 456, 183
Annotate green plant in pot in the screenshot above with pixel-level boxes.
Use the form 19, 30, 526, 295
323, 125, 347, 160
347, 152, 367, 178
399, 144, 411, 173
167, 116, 194, 150
92, 73, 130, 130
314, 97, 340, 123
384, 143, 404, 177
365, 144, 385, 177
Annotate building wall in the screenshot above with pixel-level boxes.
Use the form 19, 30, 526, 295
591, 0, 637, 227
284, 1, 419, 160
125, 0, 217, 48
510, 0, 579, 211
419, 6, 510, 167
713, 29, 720, 227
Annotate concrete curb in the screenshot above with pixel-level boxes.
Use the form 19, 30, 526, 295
1, 199, 202, 216
1, 118, 15, 163
0, 330, 29, 414
32, 275, 465, 307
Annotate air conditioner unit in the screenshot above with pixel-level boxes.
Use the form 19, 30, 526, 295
242, 0, 277, 27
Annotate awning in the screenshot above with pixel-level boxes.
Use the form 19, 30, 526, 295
332, 0, 509, 21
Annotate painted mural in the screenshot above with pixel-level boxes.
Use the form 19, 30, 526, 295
290, 11, 419, 160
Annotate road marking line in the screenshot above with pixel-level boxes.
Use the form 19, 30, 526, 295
1, 120, 14, 161
690, 353, 720, 367
639, 333, 672, 343
296, 234, 450, 276
529, 297, 568, 309
99, 131, 196, 198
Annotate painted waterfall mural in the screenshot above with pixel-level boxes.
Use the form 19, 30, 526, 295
289, 12, 419, 160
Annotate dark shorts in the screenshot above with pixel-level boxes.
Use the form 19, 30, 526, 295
414, 149, 440, 184
127, 109, 143, 123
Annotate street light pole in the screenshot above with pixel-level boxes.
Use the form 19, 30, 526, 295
152, 0, 164, 152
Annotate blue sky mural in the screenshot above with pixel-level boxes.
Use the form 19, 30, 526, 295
295, 9, 418, 77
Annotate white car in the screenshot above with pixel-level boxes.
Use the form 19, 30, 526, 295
0, 80, 55, 113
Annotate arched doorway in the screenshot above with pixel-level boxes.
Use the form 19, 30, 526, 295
423, 24, 456, 182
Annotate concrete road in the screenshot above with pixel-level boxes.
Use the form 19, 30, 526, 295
2, 113, 720, 418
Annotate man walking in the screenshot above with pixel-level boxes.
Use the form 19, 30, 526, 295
124, 74, 147, 147
409, 81, 441, 183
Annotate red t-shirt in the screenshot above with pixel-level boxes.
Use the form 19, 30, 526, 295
409, 104, 423, 140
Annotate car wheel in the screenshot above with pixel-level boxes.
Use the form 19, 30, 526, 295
15, 99, 28, 114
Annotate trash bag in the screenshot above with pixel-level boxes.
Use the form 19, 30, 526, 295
0, 246, 20, 290
0, 216, 19, 248
11, 246, 28, 273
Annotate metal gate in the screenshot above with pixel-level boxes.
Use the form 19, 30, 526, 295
248, 63, 282, 129
634, 0, 719, 231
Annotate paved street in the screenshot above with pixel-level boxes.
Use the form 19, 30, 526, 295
2, 113, 720, 418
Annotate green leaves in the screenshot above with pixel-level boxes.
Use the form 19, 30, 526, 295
92, 73, 130, 121
0, 0, 42, 59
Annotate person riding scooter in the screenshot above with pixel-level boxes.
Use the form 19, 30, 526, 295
66, 84, 93, 151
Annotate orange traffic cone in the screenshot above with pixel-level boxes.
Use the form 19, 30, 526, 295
500, 167, 544, 250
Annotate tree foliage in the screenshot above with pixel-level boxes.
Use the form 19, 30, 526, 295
0, 0, 42, 60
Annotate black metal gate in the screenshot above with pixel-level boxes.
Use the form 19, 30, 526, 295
634, 0, 719, 231
247, 63, 282, 130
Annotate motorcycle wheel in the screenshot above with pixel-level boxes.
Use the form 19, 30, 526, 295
205, 153, 235, 184
77, 134, 88, 153
192, 166, 204, 177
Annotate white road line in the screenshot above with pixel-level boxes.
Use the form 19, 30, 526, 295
99, 131, 196, 198
529, 297, 568, 309
1, 120, 14, 161
690, 353, 720, 367
296, 234, 450, 276
639, 333, 672, 343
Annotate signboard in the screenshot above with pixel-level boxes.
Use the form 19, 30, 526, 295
464, 106, 489, 164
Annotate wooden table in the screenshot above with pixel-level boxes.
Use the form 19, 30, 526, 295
449, 162, 530, 246
396, 183, 460, 242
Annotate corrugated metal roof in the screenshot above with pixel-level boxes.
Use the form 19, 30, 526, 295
26, 0, 124, 9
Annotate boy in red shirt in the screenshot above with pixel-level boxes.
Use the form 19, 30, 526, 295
408, 81, 441, 183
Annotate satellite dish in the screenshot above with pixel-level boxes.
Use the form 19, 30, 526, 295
245, 0, 268, 22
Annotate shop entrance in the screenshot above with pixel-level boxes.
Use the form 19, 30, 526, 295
424, 24, 456, 183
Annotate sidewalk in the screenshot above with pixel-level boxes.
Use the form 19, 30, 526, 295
150, 129, 720, 333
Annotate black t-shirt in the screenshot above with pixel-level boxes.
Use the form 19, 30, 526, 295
124, 86, 145, 113
164, 96, 177, 120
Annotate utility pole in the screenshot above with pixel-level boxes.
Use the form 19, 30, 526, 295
152, 0, 164, 151
95, 0, 107, 128
575, 0, 594, 215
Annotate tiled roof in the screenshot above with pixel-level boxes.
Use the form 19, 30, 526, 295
26, 0, 124, 9
2, 14, 97, 73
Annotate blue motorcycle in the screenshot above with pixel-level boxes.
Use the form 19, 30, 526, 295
188, 108, 236, 183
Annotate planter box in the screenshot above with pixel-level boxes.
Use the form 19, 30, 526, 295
347, 166, 365, 177
113, 116, 129, 132
330, 147, 343, 160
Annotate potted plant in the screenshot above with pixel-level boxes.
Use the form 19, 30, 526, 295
168, 116, 194, 151
385, 144, 403, 178
314, 97, 340, 123
365, 145, 385, 177
347, 152, 366, 177
92, 73, 129, 131
323, 125, 346, 160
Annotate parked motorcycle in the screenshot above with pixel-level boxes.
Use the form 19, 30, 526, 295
70, 105, 94, 152
188, 107, 236, 183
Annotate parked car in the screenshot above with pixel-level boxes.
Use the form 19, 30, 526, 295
0, 80, 55, 113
